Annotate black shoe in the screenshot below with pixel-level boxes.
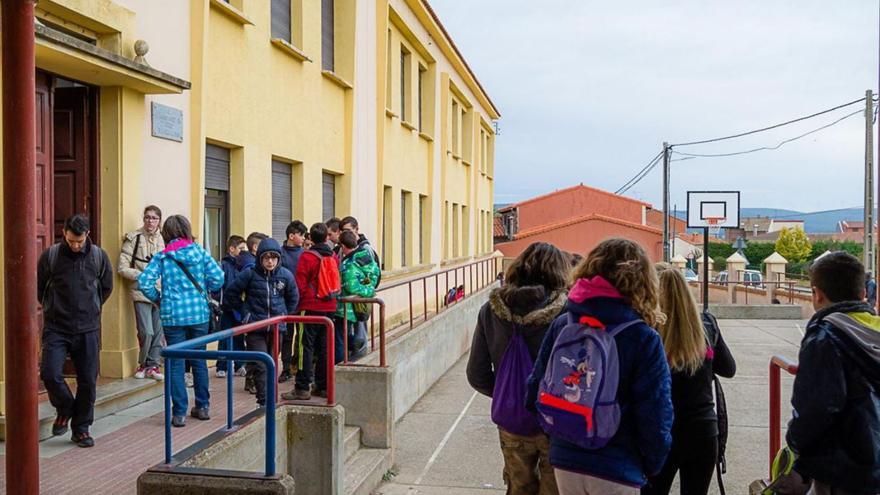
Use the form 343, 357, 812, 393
278, 370, 292, 383
52, 415, 70, 436
190, 408, 210, 421
71, 432, 94, 448
171, 415, 186, 428
244, 376, 257, 394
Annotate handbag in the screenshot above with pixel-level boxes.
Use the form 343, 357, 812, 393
169, 257, 222, 332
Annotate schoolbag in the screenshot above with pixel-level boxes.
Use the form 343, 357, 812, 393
304, 250, 341, 301
43, 243, 105, 304
702, 310, 730, 495
491, 325, 542, 436
536, 314, 641, 450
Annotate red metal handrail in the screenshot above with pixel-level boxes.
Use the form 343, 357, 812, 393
769, 355, 798, 475
340, 297, 386, 367
374, 256, 500, 330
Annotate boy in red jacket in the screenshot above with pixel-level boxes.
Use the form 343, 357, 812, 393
282, 222, 339, 401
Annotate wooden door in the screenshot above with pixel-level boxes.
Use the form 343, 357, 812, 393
35, 72, 54, 255
53, 86, 90, 239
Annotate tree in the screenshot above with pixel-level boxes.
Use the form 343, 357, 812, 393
775, 227, 812, 262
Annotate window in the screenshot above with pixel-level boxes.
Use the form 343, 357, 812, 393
271, 160, 292, 240
480, 129, 488, 174
401, 192, 408, 267
462, 205, 470, 256
443, 201, 449, 259
322, 172, 336, 221
451, 100, 459, 155
205, 144, 231, 260
418, 64, 427, 131
452, 203, 460, 258
382, 186, 392, 270
462, 108, 473, 162
321, 0, 334, 71
385, 29, 393, 110
400, 46, 411, 121
271, 0, 291, 43
419, 195, 427, 264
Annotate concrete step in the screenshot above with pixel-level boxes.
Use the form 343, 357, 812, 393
344, 447, 392, 495
0, 376, 164, 441
344, 425, 362, 462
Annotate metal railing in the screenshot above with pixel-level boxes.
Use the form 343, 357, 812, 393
375, 256, 500, 330
689, 280, 798, 305
161, 314, 335, 477
768, 355, 799, 475
339, 297, 386, 366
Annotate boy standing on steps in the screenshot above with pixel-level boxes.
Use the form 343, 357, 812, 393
279, 220, 308, 383
215, 235, 247, 378
786, 251, 880, 494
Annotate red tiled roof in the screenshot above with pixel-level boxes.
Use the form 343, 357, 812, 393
493, 216, 505, 237
496, 184, 651, 213
513, 213, 661, 240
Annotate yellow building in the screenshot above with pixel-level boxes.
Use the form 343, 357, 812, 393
0, 0, 499, 420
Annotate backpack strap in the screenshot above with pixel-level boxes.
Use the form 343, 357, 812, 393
129, 233, 142, 268
168, 257, 213, 308
47, 243, 60, 274
90, 245, 106, 280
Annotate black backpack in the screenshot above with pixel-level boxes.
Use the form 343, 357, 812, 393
42, 243, 106, 304
702, 311, 729, 495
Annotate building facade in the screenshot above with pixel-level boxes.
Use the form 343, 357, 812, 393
0, 0, 499, 415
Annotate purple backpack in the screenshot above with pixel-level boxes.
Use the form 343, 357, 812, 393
536, 314, 641, 449
491, 326, 542, 436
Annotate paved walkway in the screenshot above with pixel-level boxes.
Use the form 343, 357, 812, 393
0, 373, 267, 494
377, 318, 805, 495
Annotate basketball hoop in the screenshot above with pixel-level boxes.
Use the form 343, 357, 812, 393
706, 217, 725, 236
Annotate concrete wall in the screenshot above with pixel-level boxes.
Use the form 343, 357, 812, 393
361, 284, 492, 422
181, 412, 289, 474
691, 283, 814, 319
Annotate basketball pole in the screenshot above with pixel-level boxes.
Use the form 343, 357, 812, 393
662, 142, 671, 262
703, 227, 710, 312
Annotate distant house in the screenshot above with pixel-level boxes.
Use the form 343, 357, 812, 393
768, 219, 805, 233
494, 184, 663, 261
838, 220, 875, 234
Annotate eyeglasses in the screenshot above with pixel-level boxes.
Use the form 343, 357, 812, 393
143, 216, 161, 221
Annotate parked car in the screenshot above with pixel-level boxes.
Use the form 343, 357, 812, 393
713, 269, 763, 287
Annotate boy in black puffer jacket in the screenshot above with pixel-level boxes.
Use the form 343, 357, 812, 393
224, 238, 299, 406
787, 251, 880, 495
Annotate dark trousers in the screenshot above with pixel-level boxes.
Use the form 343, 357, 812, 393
281, 324, 295, 373
216, 312, 244, 372
643, 434, 718, 495
245, 331, 276, 406
332, 316, 347, 364
41, 329, 99, 435
295, 311, 332, 392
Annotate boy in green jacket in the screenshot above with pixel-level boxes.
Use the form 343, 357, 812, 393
335, 230, 381, 362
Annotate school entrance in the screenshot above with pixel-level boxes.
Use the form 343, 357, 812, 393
35, 69, 101, 383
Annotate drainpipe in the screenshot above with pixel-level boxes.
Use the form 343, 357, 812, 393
2, 1, 39, 493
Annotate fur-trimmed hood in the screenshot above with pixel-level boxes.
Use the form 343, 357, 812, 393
488, 285, 567, 327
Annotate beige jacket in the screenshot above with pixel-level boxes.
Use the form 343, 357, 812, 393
117, 228, 164, 303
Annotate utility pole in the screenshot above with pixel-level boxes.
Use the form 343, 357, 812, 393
865, 89, 875, 272
662, 142, 671, 262
2, 1, 39, 493
671, 203, 677, 257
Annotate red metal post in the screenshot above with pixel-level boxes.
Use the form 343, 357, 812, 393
422, 279, 427, 322
273, 324, 280, 405
408, 282, 413, 329
768, 361, 781, 474
379, 303, 387, 367
370, 305, 375, 351
324, 318, 335, 405
2, 1, 40, 493
343, 305, 349, 364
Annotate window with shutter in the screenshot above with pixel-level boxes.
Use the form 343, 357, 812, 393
204, 144, 231, 260
271, 160, 292, 241
418, 65, 426, 131
322, 172, 336, 221
271, 0, 292, 43
400, 47, 409, 121
321, 0, 335, 71
205, 144, 230, 191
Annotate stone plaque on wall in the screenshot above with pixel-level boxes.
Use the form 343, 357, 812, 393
151, 101, 183, 142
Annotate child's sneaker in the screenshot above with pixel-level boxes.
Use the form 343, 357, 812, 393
244, 376, 257, 394
215, 369, 227, 378
134, 365, 147, 379
185, 372, 194, 388
146, 367, 164, 381
236, 367, 248, 377
52, 415, 70, 436
71, 431, 94, 448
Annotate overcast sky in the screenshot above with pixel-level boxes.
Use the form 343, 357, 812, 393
429, 1, 879, 213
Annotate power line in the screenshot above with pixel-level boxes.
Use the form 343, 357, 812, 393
671, 108, 863, 159
615, 150, 663, 195
671, 97, 865, 147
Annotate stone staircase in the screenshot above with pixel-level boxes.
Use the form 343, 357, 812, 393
343, 425, 393, 495
0, 377, 163, 441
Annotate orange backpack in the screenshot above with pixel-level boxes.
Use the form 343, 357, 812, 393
306, 251, 341, 301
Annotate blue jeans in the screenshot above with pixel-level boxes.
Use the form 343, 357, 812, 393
164, 323, 210, 416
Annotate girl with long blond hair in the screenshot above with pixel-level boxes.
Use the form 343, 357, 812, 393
643, 264, 736, 495
526, 238, 674, 494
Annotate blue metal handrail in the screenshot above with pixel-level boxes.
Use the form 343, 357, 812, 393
160, 315, 336, 477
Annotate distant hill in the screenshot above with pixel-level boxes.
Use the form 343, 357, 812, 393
677, 207, 872, 233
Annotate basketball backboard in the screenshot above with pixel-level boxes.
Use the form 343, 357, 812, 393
686, 191, 740, 229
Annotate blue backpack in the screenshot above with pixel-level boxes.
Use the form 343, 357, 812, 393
491, 325, 542, 436
536, 314, 640, 449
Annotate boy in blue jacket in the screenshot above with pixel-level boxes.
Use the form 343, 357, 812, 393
224, 238, 299, 406
215, 235, 247, 378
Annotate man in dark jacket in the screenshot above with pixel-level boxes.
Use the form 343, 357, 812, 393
279, 221, 307, 383
224, 238, 298, 406
215, 235, 246, 377
37, 214, 113, 448
340, 216, 381, 281
283, 223, 338, 401
787, 252, 880, 494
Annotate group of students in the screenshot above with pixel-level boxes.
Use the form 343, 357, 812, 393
468, 238, 880, 495
133, 213, 380, 427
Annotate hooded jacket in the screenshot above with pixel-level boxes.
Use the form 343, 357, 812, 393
281, 244, 304, 275
466, 285, 567, 397
236, 250, 257, 273
138, 239, 224, 327
223, 238, 299, 332
295, 242, 339, 313
525, 276, 673, 487
117, 228, 164, 303
38, 240, 113, 334
335, 245, 382, 320
787, 301, 880, 493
